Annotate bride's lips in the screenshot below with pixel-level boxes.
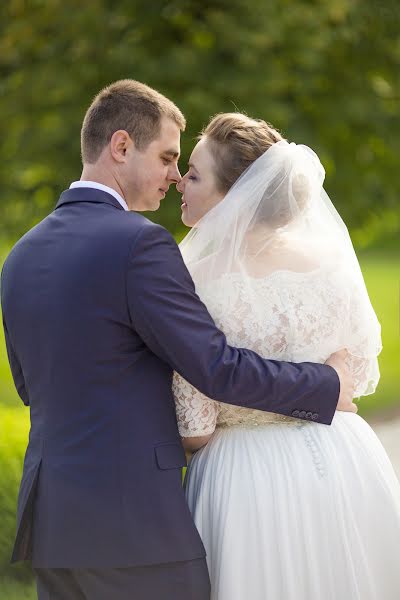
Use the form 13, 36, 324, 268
181, 197, 187, 210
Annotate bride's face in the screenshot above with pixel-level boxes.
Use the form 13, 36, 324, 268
177, 138, 225, 227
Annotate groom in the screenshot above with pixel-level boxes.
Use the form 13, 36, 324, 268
1, 80, 355, 600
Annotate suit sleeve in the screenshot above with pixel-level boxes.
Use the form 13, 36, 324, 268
126, 224, 340, 425
2, 316, 29, 406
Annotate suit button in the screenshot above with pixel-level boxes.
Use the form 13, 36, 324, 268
311, 413, 319, 421
299, 411, 306, 418
306, 412, 313, 419
292, 410, 300, 418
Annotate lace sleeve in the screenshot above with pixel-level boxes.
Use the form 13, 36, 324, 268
344, 279, 382, 397
346, 353, 380, 398
172, 371, 220, 437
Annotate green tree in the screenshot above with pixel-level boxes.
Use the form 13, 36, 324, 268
0, 0, 399, 245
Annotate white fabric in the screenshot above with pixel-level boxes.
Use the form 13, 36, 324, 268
171, 141, 399, 598
185, 412, 400, 600
69, 180, 129, 211
173, 269, 400, 599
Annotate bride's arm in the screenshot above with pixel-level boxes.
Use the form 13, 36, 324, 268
173, 370, 220, 449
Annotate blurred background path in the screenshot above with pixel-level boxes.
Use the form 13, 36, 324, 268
372, 413, 400, 478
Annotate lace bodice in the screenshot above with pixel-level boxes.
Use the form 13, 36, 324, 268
173, 269, 378, 436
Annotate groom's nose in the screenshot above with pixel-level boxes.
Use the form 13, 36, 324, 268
168, 164, 182, 184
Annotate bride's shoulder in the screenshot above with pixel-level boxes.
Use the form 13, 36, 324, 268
245, 237, 323, 278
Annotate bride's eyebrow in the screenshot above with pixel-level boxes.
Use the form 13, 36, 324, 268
188, 162, 199, 172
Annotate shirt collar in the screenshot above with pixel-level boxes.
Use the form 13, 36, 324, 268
69, 181, 129, 211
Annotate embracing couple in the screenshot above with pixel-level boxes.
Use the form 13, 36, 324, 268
2, 80, 400, 600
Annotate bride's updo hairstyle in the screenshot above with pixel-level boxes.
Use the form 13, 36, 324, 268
201, 113, 312, 228
200, 113, 283, 194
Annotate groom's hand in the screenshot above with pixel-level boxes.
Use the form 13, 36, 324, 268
325, 349, 357, 413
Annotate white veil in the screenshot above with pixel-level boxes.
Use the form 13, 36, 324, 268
180, 140, 382, 397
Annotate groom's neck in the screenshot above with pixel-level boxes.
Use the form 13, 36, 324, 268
80, 164, 126, 203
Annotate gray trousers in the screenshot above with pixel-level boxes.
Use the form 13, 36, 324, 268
34, 558, 211, 600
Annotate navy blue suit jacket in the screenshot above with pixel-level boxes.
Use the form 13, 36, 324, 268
1, 188, 340, 568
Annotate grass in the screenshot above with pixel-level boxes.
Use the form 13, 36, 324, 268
0, 326, 20, 408
357, 250, 399, 416
0, 407, 31, 576
0, 577, 36, 600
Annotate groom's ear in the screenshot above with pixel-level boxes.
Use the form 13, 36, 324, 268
110, 130, 132, 163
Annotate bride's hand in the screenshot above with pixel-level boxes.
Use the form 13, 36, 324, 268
182, 434, 212, 452
325, 349, 358, 413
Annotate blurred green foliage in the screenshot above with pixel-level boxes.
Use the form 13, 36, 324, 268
0, 577, 35, 600
0, 0, 399, 244
358, 251, 399, 415
0, 407, 32, 581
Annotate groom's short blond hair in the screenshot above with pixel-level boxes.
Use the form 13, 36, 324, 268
81, 80, 186, 163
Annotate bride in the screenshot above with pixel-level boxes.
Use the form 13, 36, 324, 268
172, 113, 400, 599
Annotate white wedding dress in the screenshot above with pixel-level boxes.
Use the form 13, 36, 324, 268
173, 268, 400, 600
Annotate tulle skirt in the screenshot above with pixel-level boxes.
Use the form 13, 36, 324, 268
184, 412, 400, 600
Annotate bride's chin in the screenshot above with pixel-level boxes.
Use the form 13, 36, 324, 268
180, 209, 191, 227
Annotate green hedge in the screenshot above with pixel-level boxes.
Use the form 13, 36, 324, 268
0, 407, 32, 581
0, 577, 35, 600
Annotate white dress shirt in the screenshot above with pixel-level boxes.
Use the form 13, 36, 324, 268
69, 180, 129, 211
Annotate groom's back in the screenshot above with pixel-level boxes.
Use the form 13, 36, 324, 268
4, 199, 147, 419
1, 190, 204, 568
4, 200, 146, 422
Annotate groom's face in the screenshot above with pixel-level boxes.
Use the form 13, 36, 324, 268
121, 117, 182, 211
